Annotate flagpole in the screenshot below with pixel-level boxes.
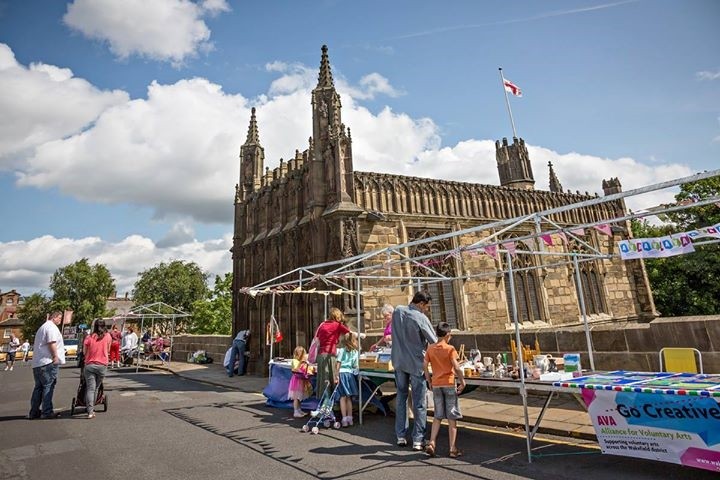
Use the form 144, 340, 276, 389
499, 67, 518, 138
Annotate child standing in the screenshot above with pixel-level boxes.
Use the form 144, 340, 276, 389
423, 322, 466, 458
335, 333, 359, 427
288, 346, 312, 418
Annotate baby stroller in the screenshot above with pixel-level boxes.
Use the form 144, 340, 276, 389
71, 367, 108, 415
301, 381, 341, 434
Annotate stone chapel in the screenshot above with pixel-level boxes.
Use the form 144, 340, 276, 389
231, 46, 655, 371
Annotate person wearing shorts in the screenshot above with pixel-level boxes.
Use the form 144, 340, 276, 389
423, 321, 466, 458
5, 333, 20, 371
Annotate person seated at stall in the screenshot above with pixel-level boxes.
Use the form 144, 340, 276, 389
371, 304, 394, 351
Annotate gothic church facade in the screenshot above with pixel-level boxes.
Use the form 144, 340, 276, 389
231, 46, 655, 369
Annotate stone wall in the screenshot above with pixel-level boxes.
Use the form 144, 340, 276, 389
172, 334, 232, 363
360, 316, 720, 374
173, 317, 719, 375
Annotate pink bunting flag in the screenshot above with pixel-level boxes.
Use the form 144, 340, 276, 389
593, 224, 612, 236
483, 245, 498, 259
569, 228, 585, 236
520, 238, 535, 251
558, 231, 568, 244
502, 241, 517, 257
540, 234, 553, 246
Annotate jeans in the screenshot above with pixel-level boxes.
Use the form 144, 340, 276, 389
227, 339, 247, 377
84, 364, 107, 414
29, 363, 59, 418
394, 369, 428, 444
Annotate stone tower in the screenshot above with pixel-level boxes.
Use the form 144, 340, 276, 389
309, 45, 359, 216
238, 107, 264, 201
495, 137, 535, 190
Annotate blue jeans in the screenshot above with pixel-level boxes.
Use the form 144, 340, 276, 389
29, 363, 59, 418
84, 364, 107, 414
394, 369, 428, 444
227, 339, 247, 377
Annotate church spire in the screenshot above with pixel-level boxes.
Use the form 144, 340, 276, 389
317, 45, 334, 88
244, 107, 260, 145
548, 161, 563, 193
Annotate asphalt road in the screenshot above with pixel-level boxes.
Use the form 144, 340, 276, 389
0, 363, 714, 480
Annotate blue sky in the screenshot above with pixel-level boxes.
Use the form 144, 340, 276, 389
0, 0, 718, 295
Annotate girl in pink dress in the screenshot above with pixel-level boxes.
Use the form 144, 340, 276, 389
288, 346, 312, 418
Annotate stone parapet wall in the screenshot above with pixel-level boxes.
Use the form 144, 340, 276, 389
172, 334, 232, 363
361, 316, 720, 374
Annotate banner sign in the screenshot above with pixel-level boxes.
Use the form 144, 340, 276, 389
618, 234, 694, 260
686, 223, 720, 240
585, 389, 720, 472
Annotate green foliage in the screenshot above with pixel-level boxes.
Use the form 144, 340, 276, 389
133, 260, 209, 314
50, 258, 116, 327
635, 177, 720, 316
18, 293, 51, 341
189, 273, 232, 334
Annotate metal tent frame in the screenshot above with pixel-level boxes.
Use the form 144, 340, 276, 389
241, 169, 720, 462
108, 302, 191, 372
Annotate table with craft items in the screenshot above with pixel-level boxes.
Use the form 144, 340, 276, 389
263, 360, 387, 414
360, 368, 720, 472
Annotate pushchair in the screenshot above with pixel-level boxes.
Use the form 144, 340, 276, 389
301, 381, 341, 434
70, 367, 108, 415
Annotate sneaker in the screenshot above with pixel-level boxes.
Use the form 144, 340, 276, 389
341, 417, 349, 427
396, 438, 407, 447
9, 366, 13, 371
346, 417, 353, 427
87, 412, 95, 419
412, 442, 424, 451
40, 412, 61, 419
293, 411, 306, 418
3, 366, 7, 371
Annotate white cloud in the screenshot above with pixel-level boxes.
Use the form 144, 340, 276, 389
63, 0, 230, 65
696, 70, 720, 81
0, 43, 128, 167
0, 234, 232, 296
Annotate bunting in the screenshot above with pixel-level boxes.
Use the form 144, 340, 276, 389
502, 241, 517, 257
593, 224, 612, 236
540, 234, 553, 246
483, 244, 498, 259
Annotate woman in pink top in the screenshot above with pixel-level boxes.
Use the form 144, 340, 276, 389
83, 319, 111, 418
314, 307, 350, 398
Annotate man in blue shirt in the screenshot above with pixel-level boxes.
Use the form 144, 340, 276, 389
390, 291, 437, 450
227, 329, 250, 377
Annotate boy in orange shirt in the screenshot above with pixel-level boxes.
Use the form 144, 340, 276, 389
423, 322, 466, 458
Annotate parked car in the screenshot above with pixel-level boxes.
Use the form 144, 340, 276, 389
64, 339, 79, 360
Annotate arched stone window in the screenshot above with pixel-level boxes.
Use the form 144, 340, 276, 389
567, 236, 608, 315
408, 229, 459, 329
503, 252, 544, 324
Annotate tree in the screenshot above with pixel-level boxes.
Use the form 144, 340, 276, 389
19, 293, 52, 342
632, 177, 720, 316
189, 273, 232, 334
133, 260, 209, 314
50, 258, 116, 327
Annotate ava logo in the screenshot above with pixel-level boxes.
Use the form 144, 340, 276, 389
597, 416, 617, 426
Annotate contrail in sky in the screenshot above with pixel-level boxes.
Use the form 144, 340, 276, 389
389, 0, 641, 40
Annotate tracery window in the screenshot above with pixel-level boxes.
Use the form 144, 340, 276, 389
567, 236, 608, 315
408, 229, 459, 329
503, 251, 544, 324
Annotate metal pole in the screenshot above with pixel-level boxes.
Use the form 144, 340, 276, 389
507, 251, 533, 463
573, 254, 596, 371
499, 67, 518, 138
357, 279, 364, 425
269, 292, 276, 366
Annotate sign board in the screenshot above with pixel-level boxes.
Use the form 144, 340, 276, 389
62, 326, 77, 338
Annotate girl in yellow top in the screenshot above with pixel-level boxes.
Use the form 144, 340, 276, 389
423, 322, 466, 458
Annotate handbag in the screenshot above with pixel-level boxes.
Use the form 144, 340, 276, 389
307, 337, 319, 364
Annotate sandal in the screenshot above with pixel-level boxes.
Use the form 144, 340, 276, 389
425, 442, 436, 457
449, 448, 463, 458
